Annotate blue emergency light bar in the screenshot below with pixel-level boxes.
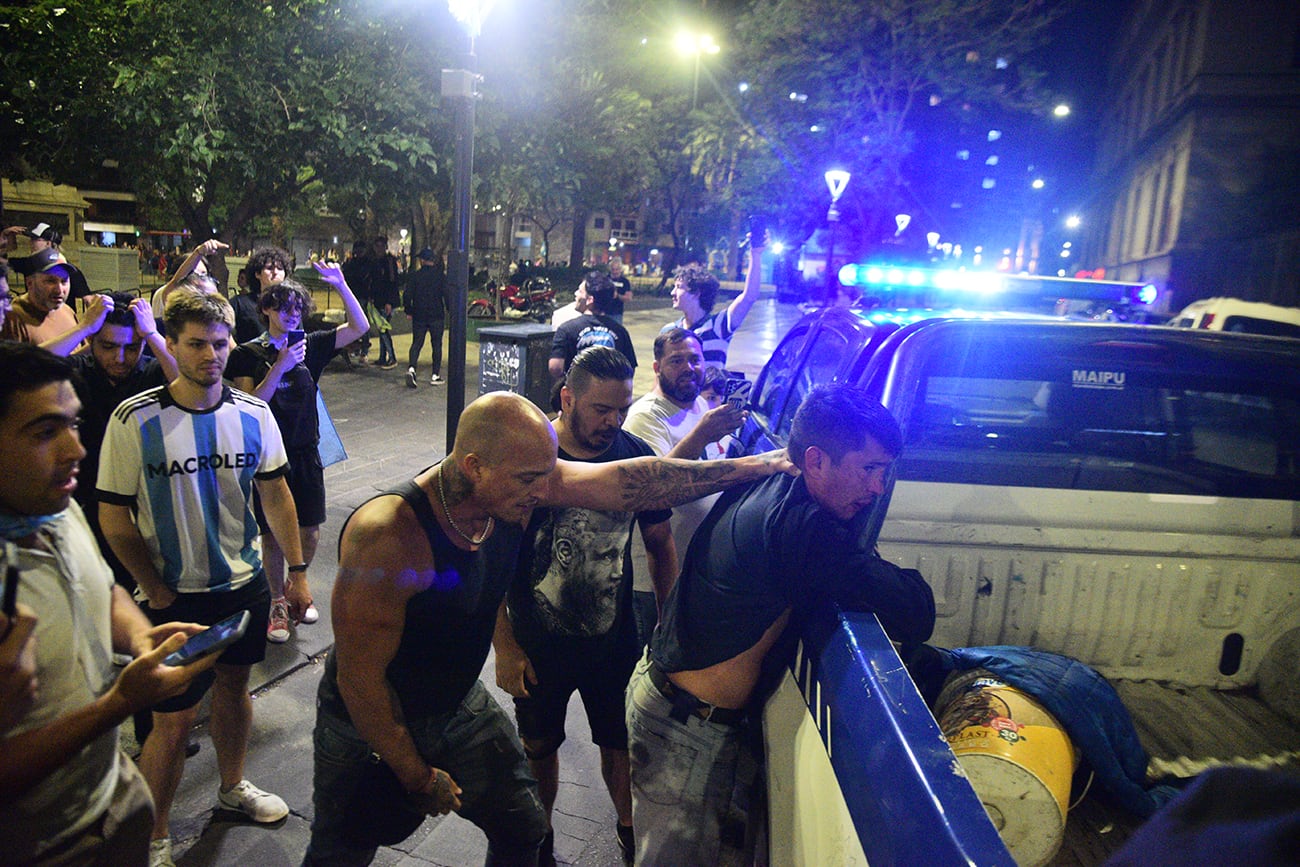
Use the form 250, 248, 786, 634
839, 264, 1157, 306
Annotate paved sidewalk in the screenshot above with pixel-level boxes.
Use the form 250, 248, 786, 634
154, 295, 802, 866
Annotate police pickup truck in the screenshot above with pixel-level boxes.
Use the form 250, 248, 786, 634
737, 311, 1300, 865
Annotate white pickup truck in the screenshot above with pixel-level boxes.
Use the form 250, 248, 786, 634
738, 312, 1300, 865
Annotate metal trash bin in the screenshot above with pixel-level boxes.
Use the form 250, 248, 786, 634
477, 323, 554, 411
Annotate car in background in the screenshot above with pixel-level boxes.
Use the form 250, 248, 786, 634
736, 309, 1300, 866
1170, 296, 1300, 338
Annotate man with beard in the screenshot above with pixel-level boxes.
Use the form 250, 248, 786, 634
492, 347, 676, 865
623, 328, 747, 640
1, 248, 84, 346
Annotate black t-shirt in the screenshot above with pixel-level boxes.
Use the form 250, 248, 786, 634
341, 258, 372, 306
549, 313, 637, 372
608, 274, 632, 320
230, 293, 264, 345
70, 354, 168, 508
651, 473, 936, 694
226, 329, 337, 449
506, 430, 670, 651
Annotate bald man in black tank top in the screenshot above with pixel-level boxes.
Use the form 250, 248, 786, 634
304, 392, 794, 865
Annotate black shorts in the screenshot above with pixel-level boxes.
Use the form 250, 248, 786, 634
254, 447, 326, 532
512, 632, 640, 758
140, 576, 271, 713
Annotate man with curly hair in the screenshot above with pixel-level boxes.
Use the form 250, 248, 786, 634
661, 235, 766, 371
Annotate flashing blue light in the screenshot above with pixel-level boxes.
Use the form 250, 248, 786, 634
907, 269, 926, 286
838, 263, 859, 286
865, 267, 885, 285
1137, 283, 1158, 305
886, 268, 906, 285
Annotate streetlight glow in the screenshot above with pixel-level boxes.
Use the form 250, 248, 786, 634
1065, 214, 1082, 229
675, 30, 719, 110
447, 0, 497, 37
1031, 178, 1046, 189
674, 31, 718, 56
1053, 103, 1071, 118
824, 169, 850, 202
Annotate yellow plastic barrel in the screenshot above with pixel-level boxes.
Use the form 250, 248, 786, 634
936, 669, 1077, 867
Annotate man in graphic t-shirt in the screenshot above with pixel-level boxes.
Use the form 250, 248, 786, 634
548, 272, 637, 382
493, 347, 676, 864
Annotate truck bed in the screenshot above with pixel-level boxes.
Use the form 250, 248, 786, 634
1050, 680, 1300, 865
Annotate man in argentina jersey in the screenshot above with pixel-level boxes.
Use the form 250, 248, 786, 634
98, 290, 303, 865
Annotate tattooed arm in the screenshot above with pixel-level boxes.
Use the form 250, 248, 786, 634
541, 449, 795, 513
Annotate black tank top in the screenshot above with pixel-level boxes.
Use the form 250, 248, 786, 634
319, 477, 521, 721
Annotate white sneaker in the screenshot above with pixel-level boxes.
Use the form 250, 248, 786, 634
301, 602, 319, 624
267, 597, 291, 644
149, 837, 175, 867
406, 367, 417, 388
217, 779, 289, 823
430, 373, 444, 385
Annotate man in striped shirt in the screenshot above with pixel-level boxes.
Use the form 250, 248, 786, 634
661, 235, 765, 372
98, 289, 305, 867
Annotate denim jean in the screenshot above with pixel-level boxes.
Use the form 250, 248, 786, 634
303, 679, 547, 866
626, 654, 753, 867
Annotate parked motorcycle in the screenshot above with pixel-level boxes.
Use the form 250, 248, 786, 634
468, 276, 556, 323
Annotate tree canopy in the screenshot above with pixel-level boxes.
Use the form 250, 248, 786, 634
3, 0, 1072, 267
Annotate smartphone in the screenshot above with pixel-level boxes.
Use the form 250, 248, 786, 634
725, 378, 752, 410
287, 329, 306, 347
748, 215, 767, 247
164, 610, 250, 666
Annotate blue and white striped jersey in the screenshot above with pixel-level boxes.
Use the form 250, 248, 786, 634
97, 385, 290, 594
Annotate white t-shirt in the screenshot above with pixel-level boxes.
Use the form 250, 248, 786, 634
624, 391, 721, 584
1, 503, 119, 859
97, 385, 289, 594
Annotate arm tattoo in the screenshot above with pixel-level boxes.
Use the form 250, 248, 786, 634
616, 460, 740, 511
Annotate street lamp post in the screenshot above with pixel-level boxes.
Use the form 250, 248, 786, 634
822, 169, 850, 307
674, 31, 718, 111
443, 1, 494, 450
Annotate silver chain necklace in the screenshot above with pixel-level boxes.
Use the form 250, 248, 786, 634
436, 461, 494, 546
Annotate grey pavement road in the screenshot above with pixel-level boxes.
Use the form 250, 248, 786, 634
148, 293, 803, 866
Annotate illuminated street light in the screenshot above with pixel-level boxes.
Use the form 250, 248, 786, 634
442, 0, 497, 448
1065, 214, 1082, 229
675, 30, 719, 110
822, 169, 850, 306
1053, 103, 1071, 118
1031, 178, 1045, 189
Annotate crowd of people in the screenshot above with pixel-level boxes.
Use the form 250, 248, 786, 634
0, 224, 939, 867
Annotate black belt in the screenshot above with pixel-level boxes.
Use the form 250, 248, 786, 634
647, 661, 746, 726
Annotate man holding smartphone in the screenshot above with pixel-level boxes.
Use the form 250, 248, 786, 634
0, 342, 213, 864
228, 266, 369, 644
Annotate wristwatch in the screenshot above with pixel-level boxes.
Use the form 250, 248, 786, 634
288, 563, 308, 573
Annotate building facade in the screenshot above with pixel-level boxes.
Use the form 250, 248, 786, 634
1086, 0, 1300, 311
